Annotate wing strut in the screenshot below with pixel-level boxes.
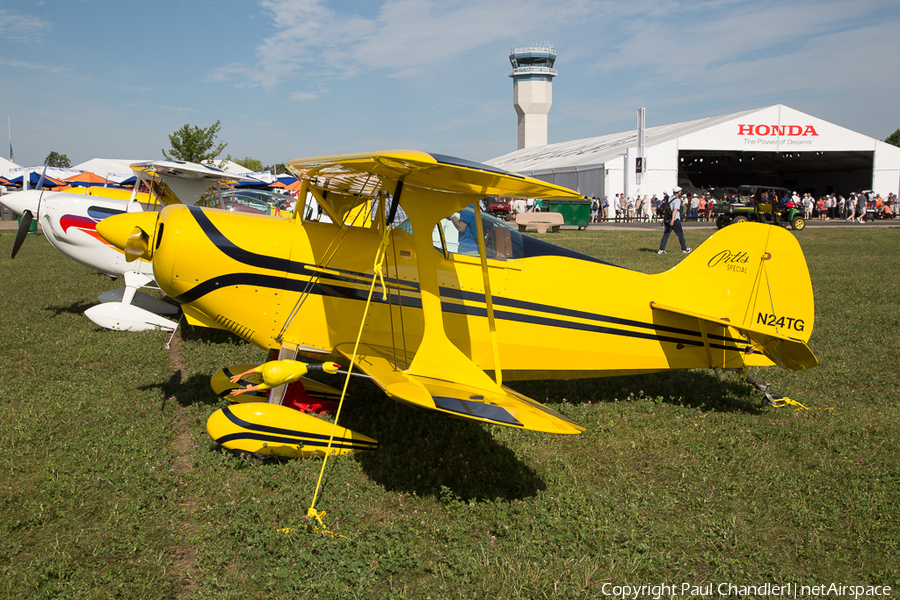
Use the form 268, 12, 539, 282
473, 202, 503, 386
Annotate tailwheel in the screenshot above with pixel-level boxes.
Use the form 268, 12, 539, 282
763, 391, 787, 408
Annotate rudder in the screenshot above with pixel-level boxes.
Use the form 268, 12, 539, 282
656, 222, 815, 346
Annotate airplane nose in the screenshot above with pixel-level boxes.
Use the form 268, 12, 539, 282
96, 211, 159, 261
0, 190, 42, 216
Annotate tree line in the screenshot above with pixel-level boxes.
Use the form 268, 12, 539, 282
42, 120, 285, 173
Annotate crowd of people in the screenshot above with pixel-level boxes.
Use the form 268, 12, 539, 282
586, 191, 898, 224
801, 191, 897, 222
588, 193, 724, 223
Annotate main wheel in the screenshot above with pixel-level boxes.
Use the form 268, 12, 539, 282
791, 215, 806, 231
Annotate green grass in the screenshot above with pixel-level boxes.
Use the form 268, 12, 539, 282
1, 225, 898, 599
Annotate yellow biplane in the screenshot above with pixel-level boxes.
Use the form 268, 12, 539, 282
97, 150, 816, 457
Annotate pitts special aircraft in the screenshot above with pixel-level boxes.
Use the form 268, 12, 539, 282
3, 161, 265, 331
96, 150, 817, 457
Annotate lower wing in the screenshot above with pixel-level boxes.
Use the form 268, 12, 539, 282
336, 343, 584, 435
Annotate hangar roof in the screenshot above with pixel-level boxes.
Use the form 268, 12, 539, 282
487, 108, 759, 173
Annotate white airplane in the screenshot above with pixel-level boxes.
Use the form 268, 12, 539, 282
2, 161, 263, 331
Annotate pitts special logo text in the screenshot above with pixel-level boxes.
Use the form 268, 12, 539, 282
738, 124, 819, 137
708, 249, 750, 273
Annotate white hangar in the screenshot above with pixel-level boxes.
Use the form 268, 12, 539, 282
486, 104, 900, 199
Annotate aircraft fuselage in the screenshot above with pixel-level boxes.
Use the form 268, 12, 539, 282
147, 204, 798, 380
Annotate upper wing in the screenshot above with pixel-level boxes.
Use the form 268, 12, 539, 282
336, 343, 584, 435
286, 150, 582, 223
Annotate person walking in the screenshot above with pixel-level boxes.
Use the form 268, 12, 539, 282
658, 188, 691, 255
856, 193, 867, 223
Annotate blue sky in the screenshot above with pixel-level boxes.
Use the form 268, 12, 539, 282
3, 0, 899, 168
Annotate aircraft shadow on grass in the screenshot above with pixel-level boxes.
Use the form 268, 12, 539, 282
508, 370, 767, 415
142, 371, 227, 411
131, 327, 546, 501
158, 369, 545, 501
44, 300, 100, 319
337, 382, 548, 502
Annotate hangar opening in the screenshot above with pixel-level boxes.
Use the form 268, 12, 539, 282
678, 150, 875, 197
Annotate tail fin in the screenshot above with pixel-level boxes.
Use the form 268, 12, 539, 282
655, 222, 816, 371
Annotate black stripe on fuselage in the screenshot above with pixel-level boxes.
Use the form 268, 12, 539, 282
186, 205, 418, 290
174, 273, 422, 308
178, 268, 747, 353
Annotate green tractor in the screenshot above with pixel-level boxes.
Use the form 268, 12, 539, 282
713, 185, 806, 231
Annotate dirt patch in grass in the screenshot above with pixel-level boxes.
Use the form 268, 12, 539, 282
167, 330, 200, 598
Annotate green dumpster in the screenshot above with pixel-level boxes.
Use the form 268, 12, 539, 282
17, 214, 38, 234
544, 199, 591, 229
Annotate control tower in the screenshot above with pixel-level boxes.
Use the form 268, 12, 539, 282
509, 43, 557, 149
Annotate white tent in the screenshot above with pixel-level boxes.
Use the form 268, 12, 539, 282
9, 165, 84, 182
72, 158, 149, 185
488, 105, 900, 199
0, 156, 22, 178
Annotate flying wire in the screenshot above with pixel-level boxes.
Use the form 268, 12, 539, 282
276, 174, 378, 342
306, 207, 395, 534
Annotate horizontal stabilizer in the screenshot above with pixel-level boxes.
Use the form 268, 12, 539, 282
337, 343, 584, 435
738, 330, 817, 371
650, 302, 817, 371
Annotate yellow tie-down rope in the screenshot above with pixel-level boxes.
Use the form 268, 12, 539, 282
305, 214, 395, 537
740, 366, 833, 412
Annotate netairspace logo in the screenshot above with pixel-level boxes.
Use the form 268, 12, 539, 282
599, 582, 892, 599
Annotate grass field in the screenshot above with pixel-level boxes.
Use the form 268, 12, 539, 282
0, 225, 898, 599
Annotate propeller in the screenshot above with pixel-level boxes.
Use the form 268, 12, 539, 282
10, 163, 49, 259
124, 226, 150, 262
10, 209, 33, 259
